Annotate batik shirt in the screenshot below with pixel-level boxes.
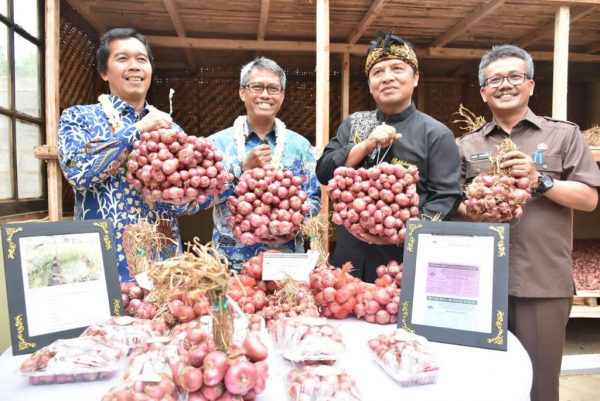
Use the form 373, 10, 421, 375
58, 95, 199, 282
205, 120, 322, 270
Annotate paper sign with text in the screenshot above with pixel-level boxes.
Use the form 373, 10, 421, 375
261, 251, 318, 281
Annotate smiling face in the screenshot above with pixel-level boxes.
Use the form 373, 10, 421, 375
239, 69, 285, 124
480, 56, 534, 118
99, 37, 152, 110
368, 59, 418, 114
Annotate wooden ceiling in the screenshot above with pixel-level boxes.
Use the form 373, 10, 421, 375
62, 0, 600, 80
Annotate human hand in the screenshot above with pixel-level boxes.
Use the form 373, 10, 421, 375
134, 107, 173, 134
363, 124, 402, 153
499, 150, 538, 188
242, 144, 272, 170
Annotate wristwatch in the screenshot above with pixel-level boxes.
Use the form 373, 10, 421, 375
534, 172, 554, 195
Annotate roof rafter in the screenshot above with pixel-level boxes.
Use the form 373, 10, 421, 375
162, 0, 196, 69
257, 0, 271, 41
432, 0, 507, 48
586, 40, 600, 54
515, 5, 597, 48
346, 0, 389, 44
64, 0, 107, 35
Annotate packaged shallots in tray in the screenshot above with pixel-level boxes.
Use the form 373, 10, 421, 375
367, 328, 439, 386
287, 365, 361, 401
271, 316, 345, 364
103, 348, 182, 401
82, 316, 169, 350
19, 336, 125, 385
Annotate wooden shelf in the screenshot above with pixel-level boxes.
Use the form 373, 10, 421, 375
591, 146, 600, 162
576, 290, 600, 297
570, 304, 600, 318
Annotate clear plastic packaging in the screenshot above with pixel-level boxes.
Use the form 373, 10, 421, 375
287, 365, 361, 401
368, 328, 439, 386
19, 336, 124, 385
103, 349, 182, 401
82, 316, 169, 349
271, 317, 345, 364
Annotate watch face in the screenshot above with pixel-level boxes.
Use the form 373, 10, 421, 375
539, 173, 554, 191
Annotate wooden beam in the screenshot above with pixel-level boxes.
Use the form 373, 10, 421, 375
535, 0, 600, 4
346, 0, 389, 45
63, 0, 106, 35
162, 0, 196, 69
341, 53, 350, 119
586, 40, 600, 54
146, 36, 600, 62
316, 0, 330, 255
45, 0, 62, 221
516, 5, 596, 48
432, 0, 506, 48
552, 6, 570, 120
257, 0, 271, 41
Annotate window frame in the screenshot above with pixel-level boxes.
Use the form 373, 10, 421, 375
0, 1, 47, 216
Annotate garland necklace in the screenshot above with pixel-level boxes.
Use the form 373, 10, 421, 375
98, 94, 125, 133
233, 115, 286, 167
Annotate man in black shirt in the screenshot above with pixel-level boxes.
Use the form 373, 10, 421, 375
316, 32, 462, 282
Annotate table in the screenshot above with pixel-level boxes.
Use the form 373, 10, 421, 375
0, 318, 532, 401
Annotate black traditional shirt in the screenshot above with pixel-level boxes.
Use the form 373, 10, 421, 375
316, 103, 462, 282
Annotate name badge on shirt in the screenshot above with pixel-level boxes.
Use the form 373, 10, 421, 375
470, 152, 491, 161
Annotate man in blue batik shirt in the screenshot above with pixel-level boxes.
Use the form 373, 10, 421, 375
58, 28, 198, 281
205, 57, 321, 270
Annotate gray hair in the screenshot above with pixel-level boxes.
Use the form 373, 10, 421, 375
478, 45, 534, 87
239, 57, 286, 90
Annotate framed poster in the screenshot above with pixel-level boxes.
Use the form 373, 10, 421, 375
399, 220, 509, 351
1, 220, 122, 355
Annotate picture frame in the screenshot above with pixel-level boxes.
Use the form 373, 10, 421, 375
1, 220, 122, 355
399, 220, 509, 351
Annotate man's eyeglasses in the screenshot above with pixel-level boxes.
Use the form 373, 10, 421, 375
244, 83, 283, 95
483, 73, 529, 88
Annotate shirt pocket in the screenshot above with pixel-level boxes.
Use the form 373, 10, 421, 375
465, 159, 491, 180
535, 154, 562, 179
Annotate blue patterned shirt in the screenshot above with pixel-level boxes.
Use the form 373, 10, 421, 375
57, 95, 199, 282
205, 120, 322, 270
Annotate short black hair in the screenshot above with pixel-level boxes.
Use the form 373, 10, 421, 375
96, 27, 154, 74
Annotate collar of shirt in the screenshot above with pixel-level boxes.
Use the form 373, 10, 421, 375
108, 95, 151, 120
482, 107, 543, 136
376, 101, 416, 124
244, 120, 277, 147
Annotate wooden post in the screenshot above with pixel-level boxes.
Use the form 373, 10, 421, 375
341, 52, 350, 119
316, 0, 330, 254
417, 82, 426, 112
45, 0, 62, 220
552, 6, 570, 120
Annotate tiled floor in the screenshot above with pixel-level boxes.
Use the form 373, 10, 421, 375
560, 318, 600, 401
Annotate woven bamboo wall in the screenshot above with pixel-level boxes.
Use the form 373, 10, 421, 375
151, 69, 375, 142
59, 18, 102, 213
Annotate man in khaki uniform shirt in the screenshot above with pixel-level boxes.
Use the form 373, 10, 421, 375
458, 45, 600, 401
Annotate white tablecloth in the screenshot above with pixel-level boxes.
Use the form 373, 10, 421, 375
0, 318, 532, 401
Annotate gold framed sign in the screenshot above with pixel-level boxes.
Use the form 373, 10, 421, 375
400, 220, 509, 351
1, 220, 122, 355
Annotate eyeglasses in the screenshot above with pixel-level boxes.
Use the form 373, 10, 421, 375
244, 83, 283, 95
483, 73, 529, 88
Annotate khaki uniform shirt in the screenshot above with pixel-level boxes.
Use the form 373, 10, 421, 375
459, 108, 600, 297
